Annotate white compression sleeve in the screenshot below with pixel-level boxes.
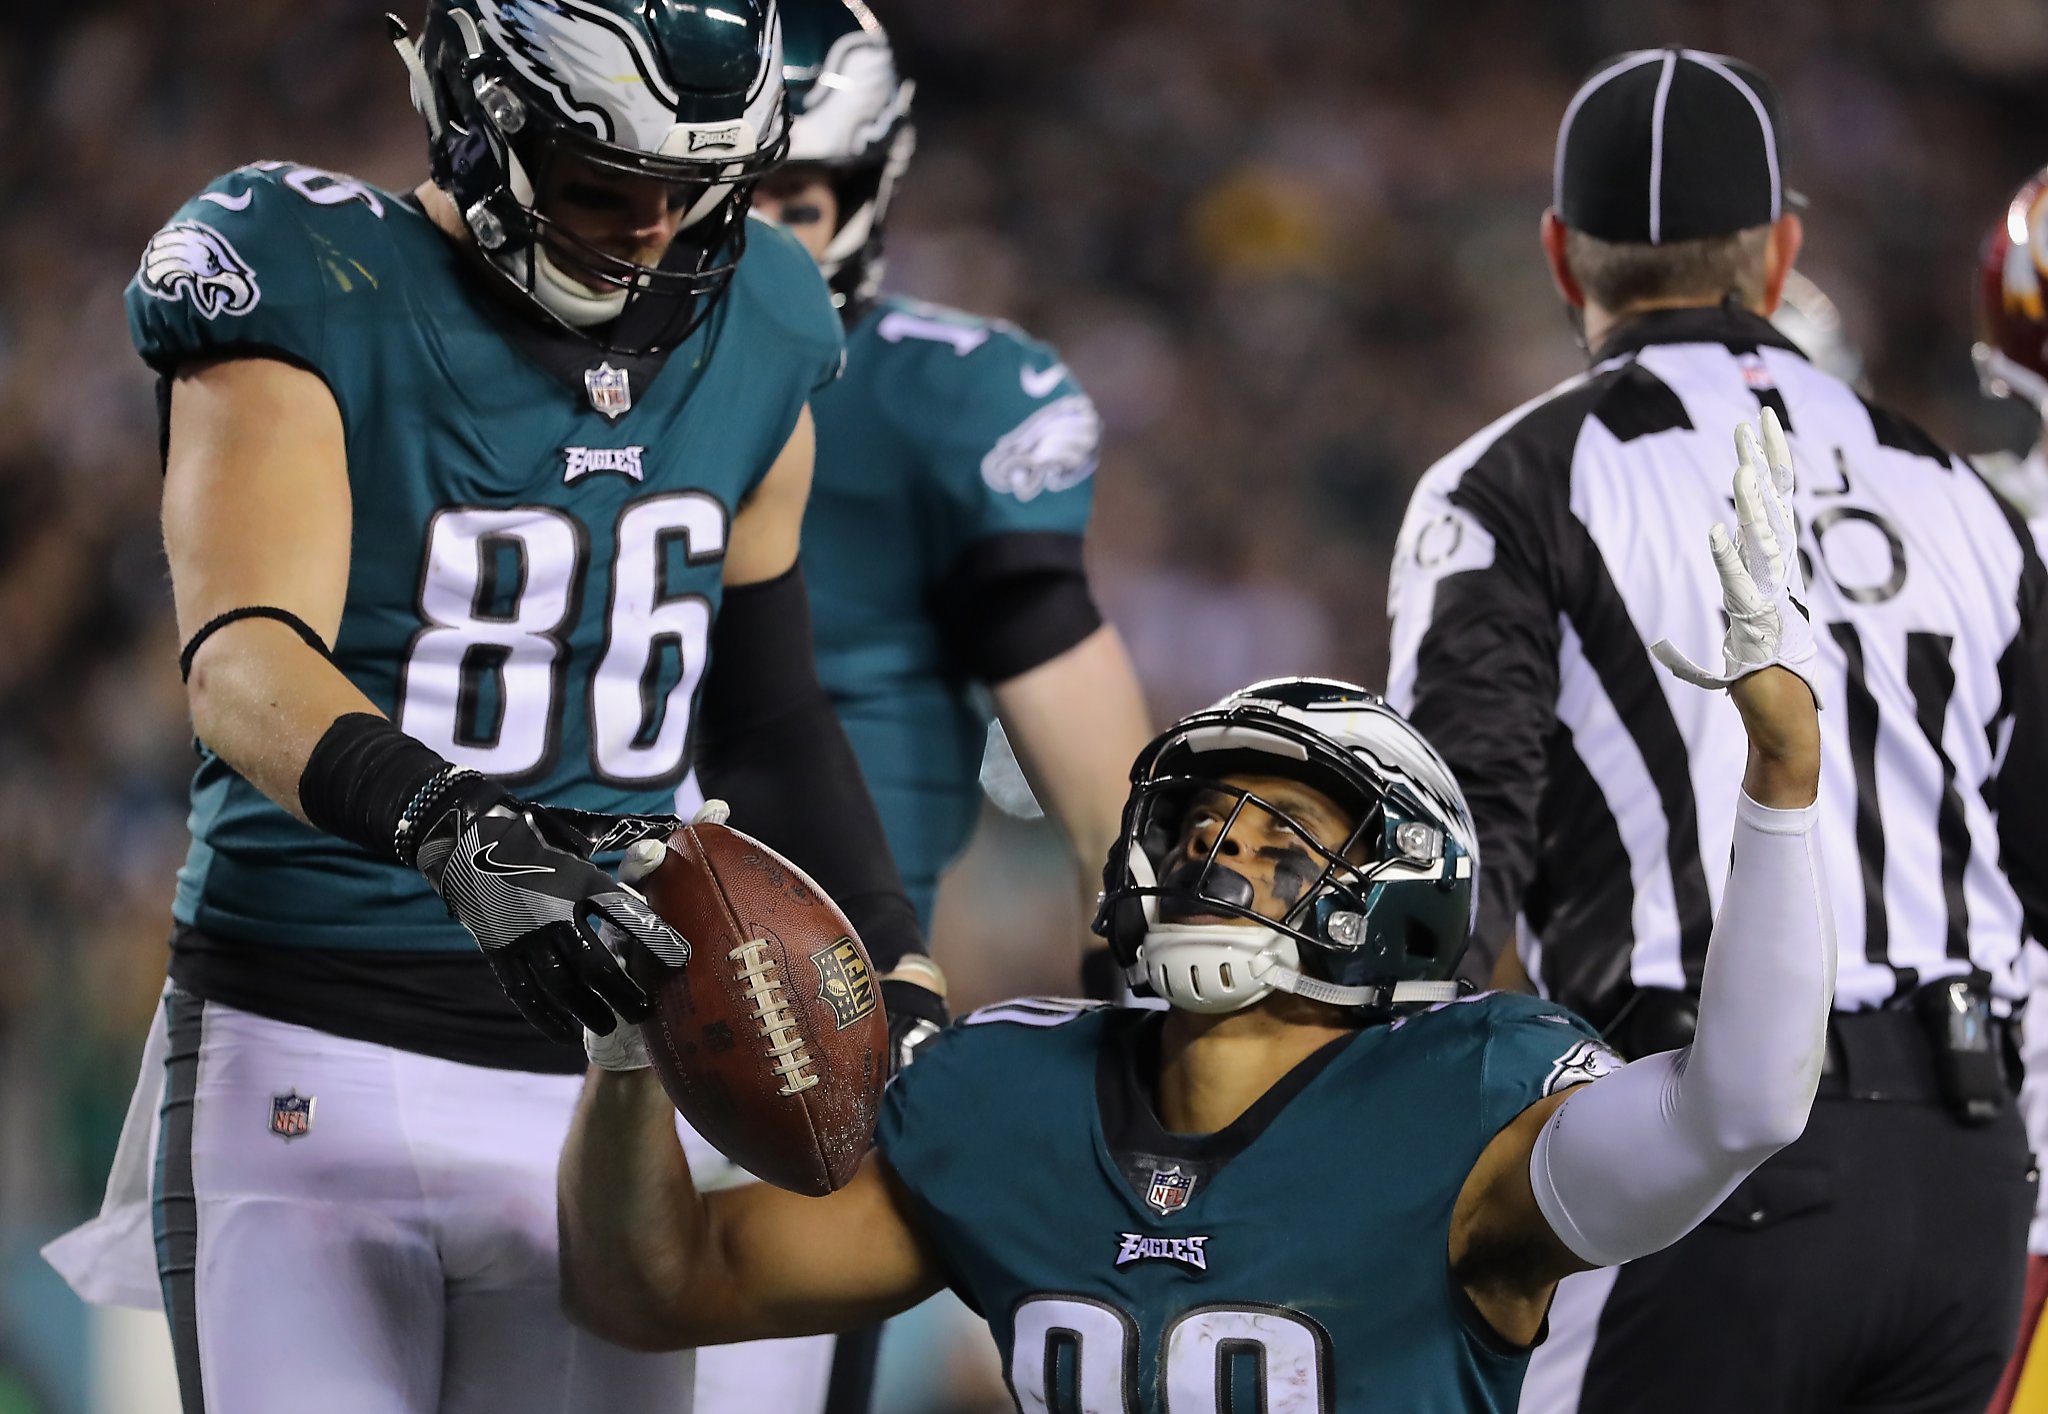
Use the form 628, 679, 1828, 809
1528, 792, 1835, 1268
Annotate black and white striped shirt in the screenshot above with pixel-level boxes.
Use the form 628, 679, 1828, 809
1387, 304, 2048, 1020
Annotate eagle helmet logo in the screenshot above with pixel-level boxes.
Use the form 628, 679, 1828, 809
139, 220, 261, 320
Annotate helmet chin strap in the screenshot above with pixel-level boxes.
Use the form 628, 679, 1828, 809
498, 148, 628, 328
1127, 848, 1463, 1014
531, 246, 629, 327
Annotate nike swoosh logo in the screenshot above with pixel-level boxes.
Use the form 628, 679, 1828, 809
470, 841, 553, 877
199, 190, 254, 211
1020, 363, 1068, 399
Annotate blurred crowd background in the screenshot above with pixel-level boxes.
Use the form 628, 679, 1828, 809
2, 0, 2047, 1409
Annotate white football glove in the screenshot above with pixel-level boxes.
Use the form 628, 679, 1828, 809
1650, 409, 1822, 705
582, 800, 732, 1072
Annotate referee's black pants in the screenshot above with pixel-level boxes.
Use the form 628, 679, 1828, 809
1547, 1096, 2033, 1414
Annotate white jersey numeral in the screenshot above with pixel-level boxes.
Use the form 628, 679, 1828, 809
402, 507, 579, 776
400, 497, 720, 783
1160, 1304, 1330, 1413
591, 494, 724, 784
1010, 1296, 1137, 1414
1010, 1295, 1331, 1413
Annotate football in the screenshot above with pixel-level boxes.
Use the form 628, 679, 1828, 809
631, 820, 889, 1196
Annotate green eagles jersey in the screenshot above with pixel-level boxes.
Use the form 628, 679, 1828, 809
877, 992, 1619, 1413
131, 162, 843, 953
804, 297, 1101, 924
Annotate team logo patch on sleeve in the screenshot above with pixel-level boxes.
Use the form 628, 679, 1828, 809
980, 394, 1102, 502
1542, 1038, 1621, 1095
140, 220, 261, 319
810, 938, 877, 1030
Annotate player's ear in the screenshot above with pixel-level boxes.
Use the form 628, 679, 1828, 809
1540, 209, 1586, 311
1758, 214, 1804, 318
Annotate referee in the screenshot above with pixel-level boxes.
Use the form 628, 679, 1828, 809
1387, 48, 2044, 1413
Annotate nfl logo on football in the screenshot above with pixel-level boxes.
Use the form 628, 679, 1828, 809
1146, 1164, 1196, 1215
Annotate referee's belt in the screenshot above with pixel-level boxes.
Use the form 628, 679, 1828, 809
1602, 985, 2019, 1105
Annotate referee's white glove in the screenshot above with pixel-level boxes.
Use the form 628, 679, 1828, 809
1651, 409, 1822, 706
582, 800, 731, 1072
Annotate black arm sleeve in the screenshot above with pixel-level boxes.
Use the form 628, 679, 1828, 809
692, 563, 926, 972
933, 531, 1104, 684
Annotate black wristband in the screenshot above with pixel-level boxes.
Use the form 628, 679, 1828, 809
298, 713, 454, 863
881, 976, 950, 1030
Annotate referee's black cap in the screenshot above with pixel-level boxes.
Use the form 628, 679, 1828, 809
1555, 48, 1800, 246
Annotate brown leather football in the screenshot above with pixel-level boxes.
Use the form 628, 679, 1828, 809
632, 821, 888, 1196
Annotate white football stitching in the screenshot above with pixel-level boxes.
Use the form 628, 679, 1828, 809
729, 937, 818, 1095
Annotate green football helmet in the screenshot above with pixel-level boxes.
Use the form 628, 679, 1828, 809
1097, 678, 1478, 1015
778, 0, 914, 311
394, 0, 790, 353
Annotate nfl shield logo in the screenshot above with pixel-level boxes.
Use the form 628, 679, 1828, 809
585, 362, 632, 420
269, 1091, 315, 1141
1146, 1164, 1196, 1215
810, 937, 878, 1030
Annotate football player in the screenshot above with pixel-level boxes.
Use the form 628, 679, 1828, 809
560, 417, 1834, 1411
42, 2, 943, 1410
747, 0, 1151, 947
693, 7, 1150, 1405
1975, 164, 2048, 512
1972, 162, 2048, 1414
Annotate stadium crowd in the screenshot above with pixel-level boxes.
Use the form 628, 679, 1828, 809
0, 0, 2046, 1408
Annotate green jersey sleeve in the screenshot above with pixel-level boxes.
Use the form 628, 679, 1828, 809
865, 302, 1102, 551
128, 167, 345, 389
1474, 992, 1620, 1138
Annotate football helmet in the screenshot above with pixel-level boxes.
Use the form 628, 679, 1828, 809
393, 0, 789, 353
1096, 678, 1476, 1016
1975, 164, 2048, 416
778, 0, 914, 311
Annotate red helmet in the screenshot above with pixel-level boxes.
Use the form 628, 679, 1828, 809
1976, 165, 2048, 415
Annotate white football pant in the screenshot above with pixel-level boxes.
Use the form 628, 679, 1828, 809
46, 990, 836, 1414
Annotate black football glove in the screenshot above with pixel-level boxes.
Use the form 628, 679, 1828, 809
882, 961, 950, 1074
410, 775, 690, 1044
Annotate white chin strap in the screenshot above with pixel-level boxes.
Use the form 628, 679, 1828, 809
532, 246, 631, 327
1125, 849, 1460, 1014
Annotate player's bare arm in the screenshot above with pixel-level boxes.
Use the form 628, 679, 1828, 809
163, 357, 378, 815
724, 404, 815, 586
991, 623, 1152, 910
1450, 411, 1832, 1342
558, 1068, 943, 1350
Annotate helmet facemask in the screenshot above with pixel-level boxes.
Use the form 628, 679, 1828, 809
1099, 692, 1475, 1018
1118, 772, 1384, 1014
